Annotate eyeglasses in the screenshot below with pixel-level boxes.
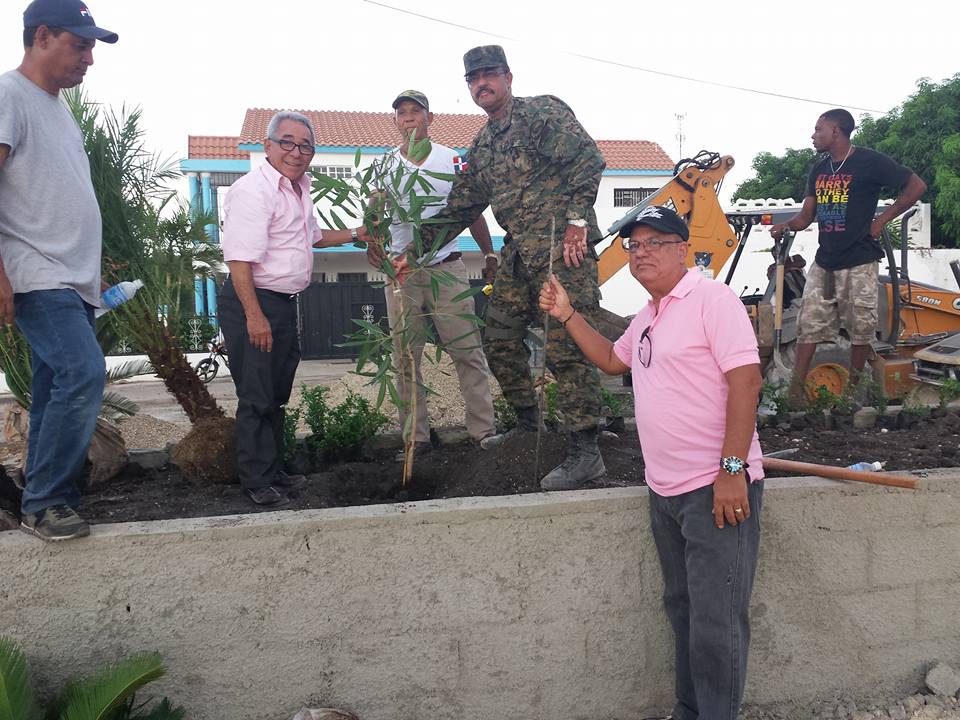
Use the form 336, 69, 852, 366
268, 137, 315, 156
622, 237, 687, 252
638, 325, 652, 368
465, 67, 506, 85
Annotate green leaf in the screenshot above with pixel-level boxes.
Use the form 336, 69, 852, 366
429, 276, 441, 304
421, 169, 456, 183
354, 147, 362, 167
105, 358, 153, 384
0, 636, 36, 720
60, 652, 165, 720
101, 391, 140, 419
451, 285, 486, 303
328, 209, 348, 231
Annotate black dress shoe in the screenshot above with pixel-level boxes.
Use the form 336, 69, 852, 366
245, 486, 289, 507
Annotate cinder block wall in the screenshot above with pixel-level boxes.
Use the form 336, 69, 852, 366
2, 472, 958, 720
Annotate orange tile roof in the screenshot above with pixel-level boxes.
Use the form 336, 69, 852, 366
187, 136, 249, 160
240, 108, 486, 149
238, 109, 672, 170
597, 140, 674, 171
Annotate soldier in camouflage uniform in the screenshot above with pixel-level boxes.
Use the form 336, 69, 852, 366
410, 44, 607, 491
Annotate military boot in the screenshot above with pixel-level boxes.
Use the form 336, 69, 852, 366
480, 405, 545, 449
540, 427, 606, 490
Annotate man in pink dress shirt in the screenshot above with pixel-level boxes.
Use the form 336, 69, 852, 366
220, 111, 361, 508
539, 205, 764, 720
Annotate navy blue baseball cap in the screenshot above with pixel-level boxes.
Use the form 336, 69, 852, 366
24, 0, 118, 44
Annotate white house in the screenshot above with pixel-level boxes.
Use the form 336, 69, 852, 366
181, 107, 675, 317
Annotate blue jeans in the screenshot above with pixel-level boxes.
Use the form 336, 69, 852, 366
648, 479, 764, 720
15, 289, 105, 514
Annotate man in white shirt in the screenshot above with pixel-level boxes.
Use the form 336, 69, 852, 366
369, 90, 496, 455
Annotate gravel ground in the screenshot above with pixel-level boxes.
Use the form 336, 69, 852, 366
116, 413, 188, 449
308, 348, 504, 434
741, 693, 959, 720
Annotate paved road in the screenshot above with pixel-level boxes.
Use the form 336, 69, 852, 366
0, 358, 355, 427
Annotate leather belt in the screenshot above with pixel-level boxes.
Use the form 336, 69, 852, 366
438, 252, 462, 263
258, 288, 298, 301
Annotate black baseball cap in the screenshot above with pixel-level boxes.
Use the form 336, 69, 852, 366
24, 0, 118, 44
618, 205, 689, 242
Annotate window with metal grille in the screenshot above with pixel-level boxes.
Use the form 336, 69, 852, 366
336, 272, 368, 283
614, 187, 655, 207
313, 165, 353, 180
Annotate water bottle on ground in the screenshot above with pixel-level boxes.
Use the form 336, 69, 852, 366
846, 461, 883, 472
95, 279, 144, 318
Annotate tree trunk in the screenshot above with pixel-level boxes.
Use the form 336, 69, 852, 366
142, 321, 224, 424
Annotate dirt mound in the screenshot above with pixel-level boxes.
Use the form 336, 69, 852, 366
172, 415, 237, 483
55, 405, 960, 525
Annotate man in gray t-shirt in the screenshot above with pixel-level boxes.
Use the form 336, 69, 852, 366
0, 0, 118, 541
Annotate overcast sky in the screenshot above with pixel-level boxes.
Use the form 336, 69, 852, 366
2, 0, 957, 201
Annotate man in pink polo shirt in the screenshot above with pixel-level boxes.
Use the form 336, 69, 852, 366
539, 205, 764, 720
220, 111, 362, 508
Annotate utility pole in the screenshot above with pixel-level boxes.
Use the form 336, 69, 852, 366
675, 113, 686, 160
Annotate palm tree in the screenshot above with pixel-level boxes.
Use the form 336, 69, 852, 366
63, 89, 225, 425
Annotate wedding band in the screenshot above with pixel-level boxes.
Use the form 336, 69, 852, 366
734, 507, 744, 514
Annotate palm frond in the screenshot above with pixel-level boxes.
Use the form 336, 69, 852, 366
132, 697, 185, 720
100, 391, 139, 420
0, 636, 37, 720
59, 653, 165, 720
0, 326, 33, 409
105, 360, 153, 385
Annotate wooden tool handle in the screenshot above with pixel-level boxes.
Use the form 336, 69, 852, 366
762, 457, 919, 489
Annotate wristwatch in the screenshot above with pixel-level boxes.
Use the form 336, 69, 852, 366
720, 456, 749, 475
351, 227, 359, 242
567, 218, 587, 228
484, 252, 499, 262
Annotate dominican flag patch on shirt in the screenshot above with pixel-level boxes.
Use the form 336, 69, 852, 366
453, 155, 469, 174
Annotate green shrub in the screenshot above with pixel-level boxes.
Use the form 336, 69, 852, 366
544, 382, 559, 424
295, 385, 389, 460
805, 385, 850, 414
315, 391, 389, 460
600, 387, 625, 418
493, 396, 517, 430
938, 377, 960, 408
856, 377, 888, 411
282, 404, 302, 464
299, 384, 330, 438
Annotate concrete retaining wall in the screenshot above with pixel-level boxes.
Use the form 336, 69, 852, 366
2, 471, 958, 720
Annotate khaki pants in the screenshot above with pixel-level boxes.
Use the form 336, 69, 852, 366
385, 258, 495, 443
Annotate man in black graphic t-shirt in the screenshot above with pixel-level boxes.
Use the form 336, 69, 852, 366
771, 108, 926, 396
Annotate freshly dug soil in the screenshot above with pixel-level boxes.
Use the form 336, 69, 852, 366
72, 406, 959, 525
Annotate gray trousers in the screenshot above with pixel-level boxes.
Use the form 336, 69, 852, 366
648, 479, 764, 720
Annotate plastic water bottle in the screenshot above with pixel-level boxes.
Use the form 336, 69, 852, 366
95, 279, 144, 318
846, 461, 884, 472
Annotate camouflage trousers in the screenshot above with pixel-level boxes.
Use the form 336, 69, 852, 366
483, 242, 601, 431
797, 260, 878, 345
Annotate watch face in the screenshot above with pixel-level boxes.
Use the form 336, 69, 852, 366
721, 456, 744, 474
